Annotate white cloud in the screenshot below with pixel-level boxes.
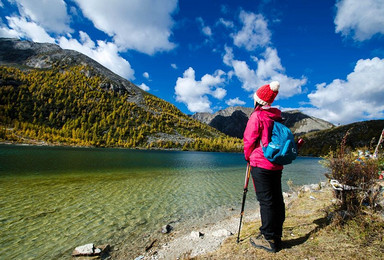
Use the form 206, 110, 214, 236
12, 0, 71, 34
335, 0, 384, 41
73, 0, 177, 55
202, 26, 212, 37
233, 11, 271, 50
212, 87, 226, 99
1, 16, 55, 43
0, 24, 22, 39
138, 83, 150, 91
59, 31, 135, 80
302, 57, 384, 124
224, 46, 306, 98
226, 97, 246, 106
174, 67, 226, 113
217, 18, 234, 29
143, 72, 150, 79
197, 17, 212, 37
171, 63, 178, 69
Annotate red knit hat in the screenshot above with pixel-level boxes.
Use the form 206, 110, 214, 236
254, 81, 280, 106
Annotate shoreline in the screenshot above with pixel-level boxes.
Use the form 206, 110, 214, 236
116, 184, 315, 260
0, 141, 243, 154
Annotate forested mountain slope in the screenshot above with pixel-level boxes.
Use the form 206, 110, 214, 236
0, 38, 242, 152
299, 120, 384, 157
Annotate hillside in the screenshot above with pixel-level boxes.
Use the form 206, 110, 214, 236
300, 119, 384, 157
192, 107, 334, 138
0, 38, 242, 152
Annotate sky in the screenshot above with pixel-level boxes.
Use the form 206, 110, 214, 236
1, 0, 384, 125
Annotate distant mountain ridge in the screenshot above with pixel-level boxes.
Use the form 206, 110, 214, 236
191, 106, 334, 138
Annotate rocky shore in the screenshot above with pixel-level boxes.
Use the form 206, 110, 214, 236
119, 182, 328, 260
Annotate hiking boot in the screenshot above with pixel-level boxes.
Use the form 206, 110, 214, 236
250, 233, 277, 253
274, 237, 283, 251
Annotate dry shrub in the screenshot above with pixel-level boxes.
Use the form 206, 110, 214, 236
323, 130, 380, 218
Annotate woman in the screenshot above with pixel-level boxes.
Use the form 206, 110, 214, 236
243, 81, 284, 253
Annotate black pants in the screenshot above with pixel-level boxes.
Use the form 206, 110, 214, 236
251, 166, 285, 241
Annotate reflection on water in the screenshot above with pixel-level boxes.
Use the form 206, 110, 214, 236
0, 145, 325, 259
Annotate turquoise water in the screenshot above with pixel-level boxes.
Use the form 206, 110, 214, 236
0, 145, 326, 259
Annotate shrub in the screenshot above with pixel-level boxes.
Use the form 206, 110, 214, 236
323, 130, 380, 218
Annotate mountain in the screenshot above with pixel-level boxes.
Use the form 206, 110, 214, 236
0, 38, 242, 152
281, 110, 335, 135
191, 107, 334, 138
299, 119, 384, 157
0, 37, 144, 103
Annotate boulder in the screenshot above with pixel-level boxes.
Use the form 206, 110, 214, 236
72, 243, 94, 256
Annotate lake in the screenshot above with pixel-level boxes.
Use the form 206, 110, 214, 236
0, 145, 326, 259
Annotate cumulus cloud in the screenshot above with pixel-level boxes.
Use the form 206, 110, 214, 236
223, 46, 306, 98
233, 11, 271, 50
12, 0, 71, 34
335, 0, 384, 41
138, 83, 150, 91
143, 72, 150, 79
59, 31, 135, 80
174, 67, 227, 113
1, 16, 55, 43
73, 0, 177, 55
226, 97, 246, 106
171, 63, 178, 69
301, 57, 384, 124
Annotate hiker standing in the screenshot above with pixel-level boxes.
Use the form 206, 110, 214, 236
243, 81, 284, 253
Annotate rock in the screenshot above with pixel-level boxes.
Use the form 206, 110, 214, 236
212, 229, 232, 237
72, 243, 110, 257
283, 192, 291, 198
134, 256, 144, 260
161, 224, 173, 234
310, 183, 321, 191
302, 183, 322, 193
73, 243, 94, 256
310, 195, 316, 200
191, 231, 204, 239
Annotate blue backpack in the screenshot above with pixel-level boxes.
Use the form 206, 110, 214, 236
261, 121, 297, 165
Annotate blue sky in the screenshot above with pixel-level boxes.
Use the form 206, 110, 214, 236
1, 0, 384, 125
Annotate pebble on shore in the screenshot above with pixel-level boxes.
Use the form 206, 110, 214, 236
72, 243, 110, 257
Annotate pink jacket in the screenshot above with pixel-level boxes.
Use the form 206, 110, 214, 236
243, 106, 284, 171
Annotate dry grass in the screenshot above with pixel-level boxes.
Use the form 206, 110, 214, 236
191, 187, 384, 260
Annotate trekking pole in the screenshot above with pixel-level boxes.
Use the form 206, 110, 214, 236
236, 163, 251, 243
